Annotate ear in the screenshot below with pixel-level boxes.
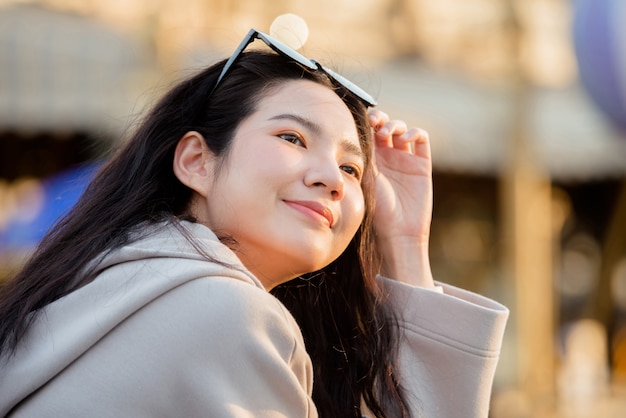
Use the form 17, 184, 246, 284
173, 131, 213, 197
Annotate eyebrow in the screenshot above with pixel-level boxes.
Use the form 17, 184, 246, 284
269, 113, 366, 163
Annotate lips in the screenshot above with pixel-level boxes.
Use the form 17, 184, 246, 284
284, 200, 334, 227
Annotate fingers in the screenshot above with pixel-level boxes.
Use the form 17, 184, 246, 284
376, 121, 410, 151
404, 127, 430, 147
368, 108, 389, 131
405, 127, 431, 157
368, 109, 429, 154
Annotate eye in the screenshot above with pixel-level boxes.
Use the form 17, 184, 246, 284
340, 164, 362, 181
278, 133, 305, 147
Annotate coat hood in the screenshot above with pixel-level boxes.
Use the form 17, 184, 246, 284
0, 220, 260, 416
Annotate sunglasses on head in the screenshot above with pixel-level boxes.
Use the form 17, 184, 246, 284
209, 28, 378, 107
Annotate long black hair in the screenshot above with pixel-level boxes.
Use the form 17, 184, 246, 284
0, 50, 409, 417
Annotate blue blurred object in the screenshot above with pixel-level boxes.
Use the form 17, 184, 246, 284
573, 0, 626, 133
0, 162, 100, 250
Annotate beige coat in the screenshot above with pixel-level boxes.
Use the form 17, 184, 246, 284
0, 221, 508, 417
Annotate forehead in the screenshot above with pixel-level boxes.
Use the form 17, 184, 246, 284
256, 79, 360, 139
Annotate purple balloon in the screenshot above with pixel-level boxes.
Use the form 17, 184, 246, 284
573, 0, 626, 132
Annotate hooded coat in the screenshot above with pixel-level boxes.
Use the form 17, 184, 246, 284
0, 221, 508, 417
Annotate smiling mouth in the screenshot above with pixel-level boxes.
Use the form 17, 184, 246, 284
283, 200, 334, 228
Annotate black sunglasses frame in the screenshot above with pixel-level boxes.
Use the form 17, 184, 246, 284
209, 28, 377, 107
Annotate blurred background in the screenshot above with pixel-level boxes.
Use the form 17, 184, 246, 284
1, 0, 625, 416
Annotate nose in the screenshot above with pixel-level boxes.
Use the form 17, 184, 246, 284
304, 161, 344, 200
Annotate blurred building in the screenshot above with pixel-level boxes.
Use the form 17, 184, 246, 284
1, 0, 626, 416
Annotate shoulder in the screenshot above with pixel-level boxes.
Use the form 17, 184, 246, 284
3, 276, 314, 417
131, 276, 305, 362
147, 275, 300, 336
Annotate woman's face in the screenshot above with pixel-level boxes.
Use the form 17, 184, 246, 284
199, 79, 366, 289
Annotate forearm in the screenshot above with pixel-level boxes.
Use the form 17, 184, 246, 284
377, 236, 436, 289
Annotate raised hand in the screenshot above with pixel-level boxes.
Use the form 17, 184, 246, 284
368, 109, 435, 288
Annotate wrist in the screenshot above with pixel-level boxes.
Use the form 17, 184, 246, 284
377, 236, 435, 288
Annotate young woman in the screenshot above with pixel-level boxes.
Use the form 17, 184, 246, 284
0, 29, 508, 417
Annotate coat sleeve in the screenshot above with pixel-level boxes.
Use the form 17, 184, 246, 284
378, 277, 509, 418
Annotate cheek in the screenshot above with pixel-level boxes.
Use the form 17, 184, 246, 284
343, 186, 366, 234
241, 141, 303, 179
